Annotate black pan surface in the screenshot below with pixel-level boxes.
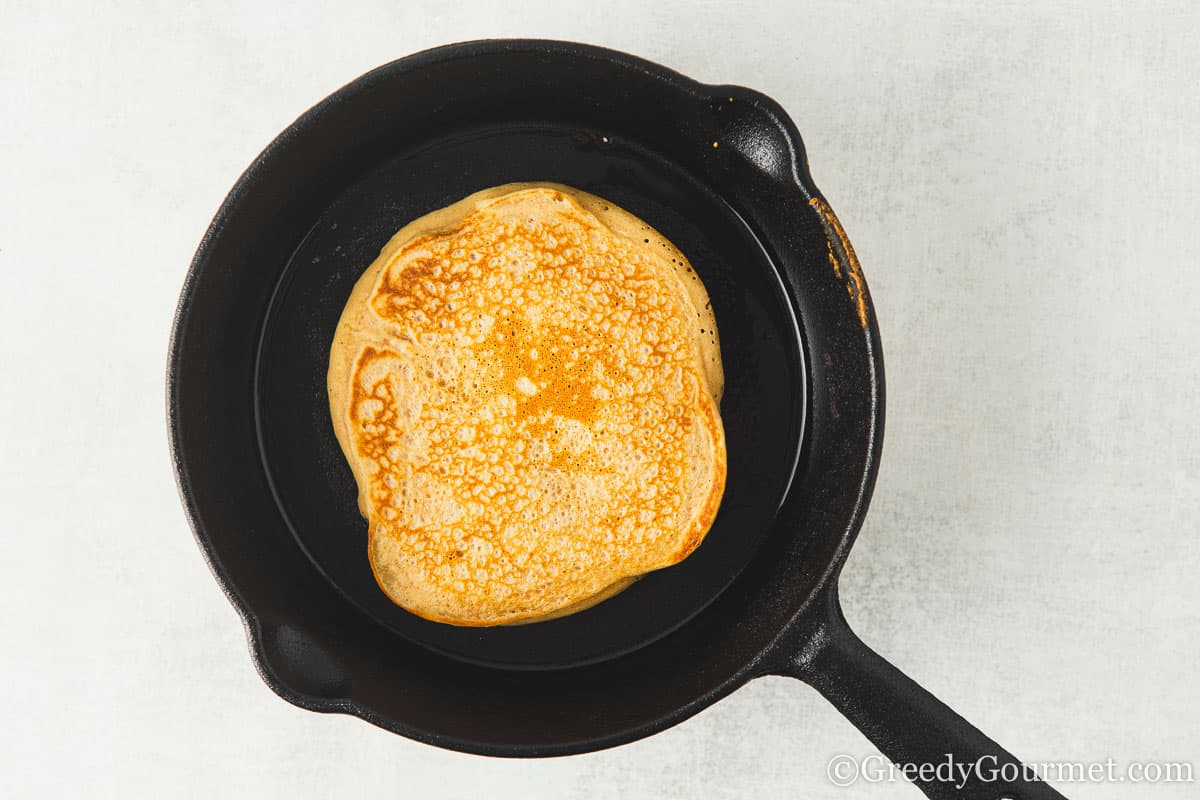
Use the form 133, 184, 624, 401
256, 121, 805, 668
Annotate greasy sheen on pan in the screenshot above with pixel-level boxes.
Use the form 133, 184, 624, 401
328, 183, 726, 626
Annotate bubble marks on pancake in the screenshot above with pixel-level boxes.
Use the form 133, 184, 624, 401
332, 186, 726, 625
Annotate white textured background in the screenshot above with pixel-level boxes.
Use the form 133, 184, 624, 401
2, 1, 1198, 797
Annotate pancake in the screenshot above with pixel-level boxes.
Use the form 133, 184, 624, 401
328, 183, 726, 626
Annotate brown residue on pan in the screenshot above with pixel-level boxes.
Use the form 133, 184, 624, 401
809, 197, 868, 329
823, 239, 841, 279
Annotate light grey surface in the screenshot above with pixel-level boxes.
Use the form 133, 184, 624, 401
2, 1, 1198, 797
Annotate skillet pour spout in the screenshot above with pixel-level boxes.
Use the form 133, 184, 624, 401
168, 39, 1068, 799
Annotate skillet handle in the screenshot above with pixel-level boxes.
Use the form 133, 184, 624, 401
773, 586, 1067, 800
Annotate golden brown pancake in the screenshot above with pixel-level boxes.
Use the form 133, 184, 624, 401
328, 183, 725, 625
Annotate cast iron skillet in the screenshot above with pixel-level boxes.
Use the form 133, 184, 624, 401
169, 40, 1066, 799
